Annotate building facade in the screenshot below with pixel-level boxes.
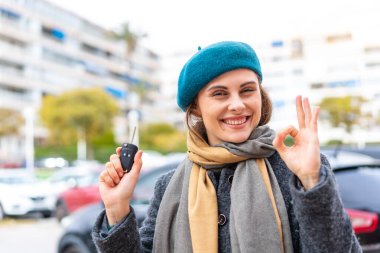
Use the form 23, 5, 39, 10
0, 0, 161, 166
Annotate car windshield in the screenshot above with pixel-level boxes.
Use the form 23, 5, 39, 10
131, 163, 178, 204
0, 174, 37, 184
335, 166, 380, 212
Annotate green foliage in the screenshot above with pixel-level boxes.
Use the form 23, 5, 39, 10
39, 88, 119, 158
139, 123, 187, 154
92, 130, 117, 146
0, 108, 24, 136
36, 129, 116, 163
35, 144, 77, 162
319, 96, 367, 133
35, 142, 116, 164
284, 135, 295, 147
326, 139, 343, 146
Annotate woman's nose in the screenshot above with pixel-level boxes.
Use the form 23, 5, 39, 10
228, 95, 245, 112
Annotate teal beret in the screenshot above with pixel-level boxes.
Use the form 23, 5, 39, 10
177, 41, 262, 111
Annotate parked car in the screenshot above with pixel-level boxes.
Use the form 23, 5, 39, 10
55, 175, 100, 222
58, 161, 178, 253
0, 169, 56, 220
36, 157, 69, 169
46, 166, 103, 199
58, 152, 380, 253
332, 163, 380, 252
55, 154, 185, 223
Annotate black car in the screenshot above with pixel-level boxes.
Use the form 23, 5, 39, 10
57, 161, 179, 253
58, 151, 380, 253
333, 164, 380, 252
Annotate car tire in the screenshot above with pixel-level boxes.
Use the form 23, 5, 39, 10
55, 199, 69, 222
42, 211, 52, 218
58, 234, 91, 253
0, 203, 4, 221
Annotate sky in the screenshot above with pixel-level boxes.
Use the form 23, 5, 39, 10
48, 0, 380, 56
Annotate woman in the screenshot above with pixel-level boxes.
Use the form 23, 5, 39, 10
92, 41, 362, 253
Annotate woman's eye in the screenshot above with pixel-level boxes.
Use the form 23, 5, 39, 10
212, 91, 227, 97
241, 88, 255, 93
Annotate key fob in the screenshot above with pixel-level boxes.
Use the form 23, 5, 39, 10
120, 143, 138, 173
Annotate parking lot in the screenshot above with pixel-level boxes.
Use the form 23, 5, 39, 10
0, 217, 63, 253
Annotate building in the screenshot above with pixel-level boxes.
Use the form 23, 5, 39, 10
0, 0, 161, 166
158, 30, 380, 145
257, 29, 380, 145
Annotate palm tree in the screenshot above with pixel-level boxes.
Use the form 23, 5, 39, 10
114, 22, 147, 55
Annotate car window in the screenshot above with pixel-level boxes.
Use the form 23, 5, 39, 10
0, 174, 37, 184
335, 166, 380, 212
132, 163, 177, 204
135, 168, 173, 192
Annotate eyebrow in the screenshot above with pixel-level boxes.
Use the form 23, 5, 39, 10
207, 81, 258, 91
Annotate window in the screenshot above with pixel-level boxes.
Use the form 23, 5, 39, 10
271, 40, 284, 48
42, 26, 66, 42
42, 48, 79, 66
364, 46, 380, 54
366, 62, 380, 68
310, 83, 324, 89
291, 39, 303, 58
326, 33, 352, 43
0, 7, 21, 21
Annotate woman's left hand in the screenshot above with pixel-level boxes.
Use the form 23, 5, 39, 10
273, 96, 321, 190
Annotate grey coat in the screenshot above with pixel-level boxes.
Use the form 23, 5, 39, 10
92, 152, 362, 253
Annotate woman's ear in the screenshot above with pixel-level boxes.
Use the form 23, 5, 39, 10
191, 101, 202, 118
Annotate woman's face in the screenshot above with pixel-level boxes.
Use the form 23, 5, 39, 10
195, 68, 262, 145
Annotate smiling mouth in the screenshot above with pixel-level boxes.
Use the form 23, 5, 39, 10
222, 116, 249, 125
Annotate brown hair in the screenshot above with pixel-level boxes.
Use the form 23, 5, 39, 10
185, 83, 272, 137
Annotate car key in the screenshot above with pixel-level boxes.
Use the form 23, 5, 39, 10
120, 127, 138, 173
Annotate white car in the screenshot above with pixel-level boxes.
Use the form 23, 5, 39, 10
0, 169, 56, 220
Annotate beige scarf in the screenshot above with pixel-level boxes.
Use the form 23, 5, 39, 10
153, 126, 294, 253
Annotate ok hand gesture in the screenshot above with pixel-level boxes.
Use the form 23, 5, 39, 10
273, 96, 321, 190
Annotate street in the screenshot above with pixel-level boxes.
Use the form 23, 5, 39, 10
0, 217, 64, 253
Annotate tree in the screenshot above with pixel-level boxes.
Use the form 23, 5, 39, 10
113, 22, 147, 55
39, 88, 118, 160
319, 96, 367, 133
0, 108, 24, 136
139, 123, 187, 154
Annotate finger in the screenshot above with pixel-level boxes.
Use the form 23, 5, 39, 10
99, 170, 115, 187
286, 125, 299, 138
110, 154, 124, 177
278, 125, 299, 138
116, 147, 122, 156
311, 106, 320, 131
273, 129, 289, 154
105, 161, 121, 185
303, 97, 312, 127
296, 95, 305, 129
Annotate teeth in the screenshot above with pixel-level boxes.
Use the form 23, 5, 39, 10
224, 117, 247, 125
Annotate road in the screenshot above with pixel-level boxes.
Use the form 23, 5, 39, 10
0, 217, 64, 253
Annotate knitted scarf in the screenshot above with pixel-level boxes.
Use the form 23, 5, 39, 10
152, 125, 294, 253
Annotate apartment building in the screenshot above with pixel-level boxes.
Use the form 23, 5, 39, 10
257, 30, 380, 144
158, 30, 380, 144
0, 0, 161, 166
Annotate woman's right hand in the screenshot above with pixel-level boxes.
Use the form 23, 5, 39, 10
99, 147, 143, 226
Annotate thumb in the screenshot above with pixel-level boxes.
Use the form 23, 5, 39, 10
123, 150, 143, 183
131, 150, 143, 176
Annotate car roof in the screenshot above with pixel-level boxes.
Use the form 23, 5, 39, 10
321, 149, 380, 169
321, 149, 380, 168
0, 169, 35, 176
